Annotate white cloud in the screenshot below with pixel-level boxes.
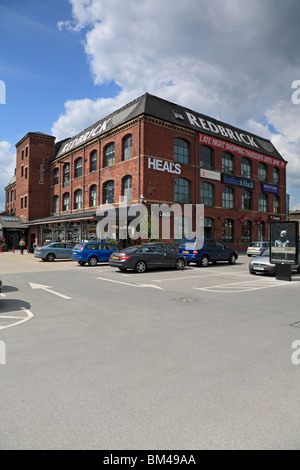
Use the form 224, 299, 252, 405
0, 141, 16, 212
53, 0, 300, 204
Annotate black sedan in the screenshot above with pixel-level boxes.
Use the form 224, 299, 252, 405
109, 245, 187, 273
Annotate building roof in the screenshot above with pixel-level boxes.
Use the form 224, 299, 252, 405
54, 93, 285, 162
0, 216, 28, 229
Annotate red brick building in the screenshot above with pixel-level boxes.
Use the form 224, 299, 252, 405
4, 93, 287, 250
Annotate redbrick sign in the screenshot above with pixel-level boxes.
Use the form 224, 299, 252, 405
198, 133, 286, 168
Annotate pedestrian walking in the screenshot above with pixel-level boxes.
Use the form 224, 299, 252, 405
19, 238, 26, 255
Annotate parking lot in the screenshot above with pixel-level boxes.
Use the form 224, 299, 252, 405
1, 252, 300, 449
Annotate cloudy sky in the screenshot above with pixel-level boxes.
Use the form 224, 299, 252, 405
1, 0, 300, 211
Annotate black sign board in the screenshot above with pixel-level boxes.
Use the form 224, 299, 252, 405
270, 221, 299, 265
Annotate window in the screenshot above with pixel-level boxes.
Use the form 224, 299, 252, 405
53, 196, 59, 213
200, 182, 214, 206
74, 158, 82, 178
74, 189, 82, 210
241, 158, 251, 179
122, 175, 132, 201
63, 163, 70, 187
273, 195, 279, 214
89, 185, 97, 207
104, 143, 115, 167
174, 178, 191, 203
241, 220, 252, 242
204, 217, 214, 238
174, 216, 192, 243
53, 168, 59, 185
258, 163, 267, 182
11, 190, 14, 202
25, 167, 28, 179
103, 180, 114, 204
63, 192, 70, 211
258, 222, 266, 240
25, 146, 28, 157
242, 190, 252, 210
273, 167, 279, 185
90, 150, 97, 173
222, 219, 234, 242
21, 197, 23, 209
222, 186, 234, 209
174, 138, 190, 165
122, 135, 132, 161
258, 193, 267, 212
200, 146, 213, 169
222, 152, 234, 174
24, 196, 27, 208
21, 149, 24, 160
21, 166, 24, 177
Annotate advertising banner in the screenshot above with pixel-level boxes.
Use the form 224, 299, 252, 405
270, 221, 299, 265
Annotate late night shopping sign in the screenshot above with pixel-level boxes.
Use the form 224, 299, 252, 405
198, 133, 286, 168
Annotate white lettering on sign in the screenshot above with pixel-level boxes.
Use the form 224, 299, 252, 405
39, 158, 46, 184
148, 158, 181, 175
59, 118, 112, 156
186, 112, 259, 149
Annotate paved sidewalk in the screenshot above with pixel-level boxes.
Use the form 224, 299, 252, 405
0, 251, 77, 274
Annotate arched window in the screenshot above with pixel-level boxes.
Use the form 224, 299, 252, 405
104, 143, 115, 167
62, 192, 70, 211
222, 186, 234, 209
53, 168, 59, 185
89, 185, 97, 207
63, 163, 70, 187
122, 135, 132, 161
103, 180, 114, 204
273, 195, 280, 214
200, 145, 213, 169
11, 190, 14, 202
122, 175, 132, 201
174, 138, 190, 164
258, 163, 267, 182
90, 150, 97, 173
259, 193, 267, 212
241, 220, 252, 242
273, 167, 279, 185
222, 219, 234, 242
241, 158, 252, 179
174, 178, 191, 203
200, 182, 214, 206
53, 195, 59, 213
74, 189, 82, 210
242, 190, 252, 210
74, 157, 82, 178
222, 151, 234, 174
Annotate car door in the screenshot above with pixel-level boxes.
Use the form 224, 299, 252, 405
205, 240, 218, 261
138, 246, 157, 267
149, 246, 171, 267
52, 243, 65, 259
64, 243, 75, 259
215, 240, 228, 261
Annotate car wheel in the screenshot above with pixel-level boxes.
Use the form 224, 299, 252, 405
78, 261, 86, 266
46, 253, 55, 262
135, 260, 147, 273
88, 256, 98, 267
199, 255, 209, 267
228, 254, 237, 264
175, 258, 185, 270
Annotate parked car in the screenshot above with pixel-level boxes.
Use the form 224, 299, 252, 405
109, 245, 187, 273
178, 238, 238, 267
71, 241, 119, 266
247, 241, 270, 257
143, 242, 178, 252
0, 279, 2, 294
249, 248, 300, 275
34, 242, 75, 262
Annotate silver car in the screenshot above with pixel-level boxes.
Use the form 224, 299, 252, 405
247, 241, 270, 257
249, 248, 300, 275
34, 242, 75, 262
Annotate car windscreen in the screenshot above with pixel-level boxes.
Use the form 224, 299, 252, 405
249, 242, 261, 247
260, 249, 270, 256
179, 240, 196, 249
73, 244, 83, 250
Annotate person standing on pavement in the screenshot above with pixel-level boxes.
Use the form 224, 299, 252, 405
19, 238, 26, 255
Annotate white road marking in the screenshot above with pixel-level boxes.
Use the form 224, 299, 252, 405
0, 307, 34, 330
29, 282, 72, 300
194, 278, 299, 293
152, 270, 248, 283
96, 277, 164, 290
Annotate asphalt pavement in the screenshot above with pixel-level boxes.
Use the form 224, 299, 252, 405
1, 251, 300, 450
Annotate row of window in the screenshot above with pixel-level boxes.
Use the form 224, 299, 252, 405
53, 135, 133, 187
54, 176, 133, 212
20, 165, 28, 179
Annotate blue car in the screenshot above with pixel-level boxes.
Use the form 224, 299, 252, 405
71, 241, 119, 266
178, 238, 238, 267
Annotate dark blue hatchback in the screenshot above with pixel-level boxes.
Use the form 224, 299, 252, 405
178, 238, 238, 267
71, 241, 119, 266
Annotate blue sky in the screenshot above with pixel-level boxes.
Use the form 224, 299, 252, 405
1, 0, 300, 212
